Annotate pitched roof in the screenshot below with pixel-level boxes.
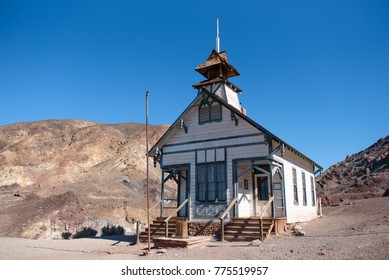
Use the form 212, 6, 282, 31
195, 50, 240, 79
192, 77, 242, 93
149, 89, 322, 171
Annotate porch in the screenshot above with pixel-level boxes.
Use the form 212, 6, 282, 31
139, 159, 286, 242
219, 158, 286, 241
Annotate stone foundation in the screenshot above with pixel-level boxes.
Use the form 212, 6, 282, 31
188, 221, 220, 237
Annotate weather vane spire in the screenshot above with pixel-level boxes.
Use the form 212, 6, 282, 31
216, 18, 220, 53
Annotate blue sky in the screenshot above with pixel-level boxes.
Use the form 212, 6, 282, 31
0, 0, 388, 170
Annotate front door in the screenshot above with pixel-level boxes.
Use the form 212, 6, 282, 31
255, 175, 272, 217
177, 168, 189, 217
238, 176, 254, 217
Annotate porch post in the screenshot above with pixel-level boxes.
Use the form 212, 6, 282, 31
281, 164, 287, 217
186, 168, 190, 220
160, 170, 165, 217
252, 161, 256, 215
233, 161, 238, 217
269, 162, 275, 218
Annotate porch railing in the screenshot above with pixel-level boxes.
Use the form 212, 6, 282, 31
219, 197, 238, 241
259, 196, 274, 241
164, 199, 189, 237
135, 199, 163, 244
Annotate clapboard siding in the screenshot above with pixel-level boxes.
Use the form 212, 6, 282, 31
164, 134, 264, 154
162, 152, 195, 167
227, 144, 268, 161
159, 97, 318, 223
272, 140, 314, 172
162, 101, 268, 221
167, 105, 261, 145
275, 154, 317, 223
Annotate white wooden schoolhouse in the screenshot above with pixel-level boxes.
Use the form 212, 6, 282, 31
146, 29, 322, 241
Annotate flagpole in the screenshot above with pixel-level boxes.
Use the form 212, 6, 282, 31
146, 91, 151, 253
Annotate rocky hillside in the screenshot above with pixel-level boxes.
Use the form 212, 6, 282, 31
316, 135, 389, 206
0, 120, 169, 239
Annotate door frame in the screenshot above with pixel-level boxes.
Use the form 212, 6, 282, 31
161, 164, 190, 218
237, 176, 255, 217
254, 173, 271, 217
177, 166, 190, 217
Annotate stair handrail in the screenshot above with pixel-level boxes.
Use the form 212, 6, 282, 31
258, 196, 274, 241
219, 197, 238, 241
135, 199, 162, 243
164, 198, 189, 237
259, 196, 274, 220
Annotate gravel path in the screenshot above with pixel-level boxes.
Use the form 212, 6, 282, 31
1, 197, 388, 260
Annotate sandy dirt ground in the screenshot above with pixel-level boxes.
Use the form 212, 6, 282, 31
0, 197, 388, 260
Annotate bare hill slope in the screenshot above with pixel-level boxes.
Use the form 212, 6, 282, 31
316, 135, 389, 206
0, 120, 168, 239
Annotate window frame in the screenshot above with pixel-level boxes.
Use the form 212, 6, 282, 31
310, 176, 316, 206
302, 172, 307, 206
198, 100, 223, 125
292, 168, 299, 205
257, 175, 269, 201
196, 161, 226, 202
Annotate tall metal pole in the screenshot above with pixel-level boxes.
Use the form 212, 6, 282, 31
216, 18, 220, 53
146, 91, 151, 253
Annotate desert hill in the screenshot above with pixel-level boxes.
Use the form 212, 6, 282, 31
1, 119, 387, 239
316, 135, 389, 206
0, 120, 169, 239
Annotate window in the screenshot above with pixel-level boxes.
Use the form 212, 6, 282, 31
196, 162, 226, 202
292, 168, 298, 204
257, 176, 269, 200
199, 101, 222, 124
302, 172, 307, 206
311, 176, 316, 206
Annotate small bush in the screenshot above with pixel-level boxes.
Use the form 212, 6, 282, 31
61, 231, 72, 240
101, 225, 125, 236
73, 227, 97, 239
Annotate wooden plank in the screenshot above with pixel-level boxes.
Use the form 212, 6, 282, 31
175, 221, 188, 238
153, 236, 210, 248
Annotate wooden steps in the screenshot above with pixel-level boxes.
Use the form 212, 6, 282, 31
153, 236, 210, 248
139, 217, 188, 242
223, 218, 274, 242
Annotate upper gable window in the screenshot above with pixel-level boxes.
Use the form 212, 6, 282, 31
199, 101, 222, 124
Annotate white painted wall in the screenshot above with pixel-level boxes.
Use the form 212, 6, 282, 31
160, 96, 318, 223
203, 83, 241, 110
161, 102, 269, 221
166, 103, 260, 145
225, 86, 241, 110
273, 153, 317, 223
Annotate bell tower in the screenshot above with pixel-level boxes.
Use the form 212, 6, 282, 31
193, 18, 243, 112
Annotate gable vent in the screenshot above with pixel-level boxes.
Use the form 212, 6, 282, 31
199, 103, 222, 124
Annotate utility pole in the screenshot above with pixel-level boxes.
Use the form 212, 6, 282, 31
146, 91, 151, 253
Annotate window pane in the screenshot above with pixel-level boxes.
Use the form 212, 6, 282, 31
198, 183, 206, 201
197, 165, 206, 183
217, 182, 226, 201
259, 177, 269, 200
208, 182, 216, 201
293, 169, 297, 185
207, 164, 215, 182
302, 172, 307, 205
216, 162, 225, 181
197, 165, 206, 201
293, 168, 298, 204
311, 176, 316, 206
197, 161, 226, 202
216, 162, 226, 201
